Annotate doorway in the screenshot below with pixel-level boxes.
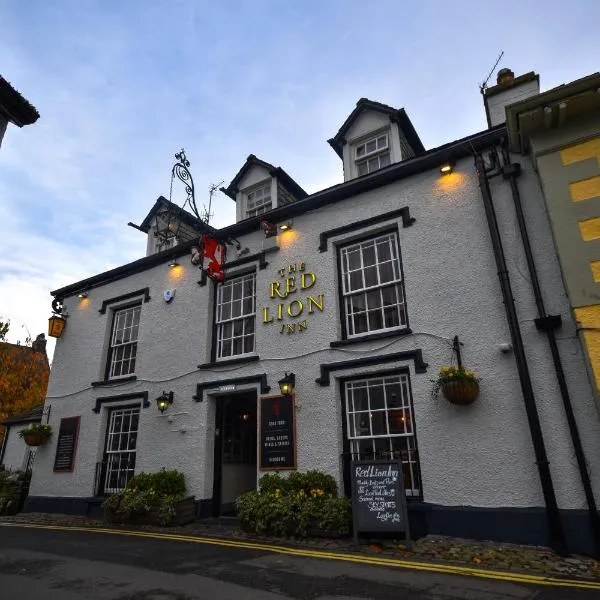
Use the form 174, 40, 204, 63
212, 392, 257, 516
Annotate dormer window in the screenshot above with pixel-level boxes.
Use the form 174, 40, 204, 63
246, 182, 272, 218
355, 133, 390, 176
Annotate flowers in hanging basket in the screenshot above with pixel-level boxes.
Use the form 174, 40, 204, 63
433, 366, 480, 405
18, 423, 52, 446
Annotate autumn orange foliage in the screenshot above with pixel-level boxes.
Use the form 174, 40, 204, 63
0, 340, 50, 445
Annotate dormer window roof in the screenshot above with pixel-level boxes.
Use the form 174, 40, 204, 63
328, 98, 425, 159
222, 154, 308, 223
221, 154, 307, 202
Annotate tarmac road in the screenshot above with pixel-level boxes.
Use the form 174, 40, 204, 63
0, 524, 598, 600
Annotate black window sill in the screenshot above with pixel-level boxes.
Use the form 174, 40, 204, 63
330, 328, 412, 347
198, 355, 260, 369
91, 375, 137, 387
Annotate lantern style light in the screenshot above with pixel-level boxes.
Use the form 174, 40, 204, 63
278, 372, 296, 396
279, 220, 293, 232
156, 391, 174, 413
48, 315, 66, 338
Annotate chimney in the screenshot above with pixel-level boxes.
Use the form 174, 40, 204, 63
31, 333, 47, 354
483, 68, 540, 128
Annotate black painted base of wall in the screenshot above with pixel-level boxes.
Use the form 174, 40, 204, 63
23, 496, 597, 556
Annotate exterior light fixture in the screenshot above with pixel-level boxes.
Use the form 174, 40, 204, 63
168, 258, 179, 268
156, 391, 174, 413
278, 372, 296, 396
279, 220, 293, 232
241, 412, 250, 422
48, 314, 66, 338
440, 160, 455, 175
48, 297, 67, 338
77, 291, 88, 299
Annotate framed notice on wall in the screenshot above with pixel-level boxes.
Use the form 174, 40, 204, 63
259, 394, 297, 471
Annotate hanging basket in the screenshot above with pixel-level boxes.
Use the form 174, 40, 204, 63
442, 380, 480, 406
22, 432, 48, 447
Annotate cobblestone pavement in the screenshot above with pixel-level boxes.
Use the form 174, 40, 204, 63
3, 512, 600, 582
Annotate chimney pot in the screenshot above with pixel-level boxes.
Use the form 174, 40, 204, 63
32, 333, 47, 353
497, 68, 515, 86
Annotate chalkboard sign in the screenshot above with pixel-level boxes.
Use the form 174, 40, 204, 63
350, 460, 411, 548
259, 394, 296, 471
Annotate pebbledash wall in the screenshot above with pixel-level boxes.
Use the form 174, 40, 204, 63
26, 137, 600, 552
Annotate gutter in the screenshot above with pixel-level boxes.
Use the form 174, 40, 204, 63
475, 151, 567, 555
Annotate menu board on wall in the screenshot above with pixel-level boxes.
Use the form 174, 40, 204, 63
350, 460, 411, 548
259, 394, 296, 471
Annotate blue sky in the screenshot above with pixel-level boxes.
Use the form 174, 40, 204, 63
1, 0, 599, 357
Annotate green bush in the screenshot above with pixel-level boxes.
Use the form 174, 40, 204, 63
102, 469, 187, 526
238, 470, 350, 538
127, 469, 186, 497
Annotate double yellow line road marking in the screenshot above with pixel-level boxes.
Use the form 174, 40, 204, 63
2, 523, 600, 591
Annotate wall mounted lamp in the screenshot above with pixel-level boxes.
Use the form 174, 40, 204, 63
279, 220, 293, 232
48, 298, 67, 338
156, 390, 174, 413
440, 160, 455, 175
278, 372, 296, 396
168, 258, 179, 268
77, 291, 88, 299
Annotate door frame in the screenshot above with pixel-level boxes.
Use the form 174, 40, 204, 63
211, 390, 258, 517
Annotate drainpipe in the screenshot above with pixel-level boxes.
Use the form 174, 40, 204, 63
475, 151, 567, 555
500, 142, 600, 556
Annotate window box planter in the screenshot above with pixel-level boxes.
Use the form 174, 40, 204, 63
442, 380, 480, 406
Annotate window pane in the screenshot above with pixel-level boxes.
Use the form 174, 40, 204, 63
357, 162, 368, 176
351, 386, 369, 412
350, 270, 363, 290
380, 152, 391, 167
366, 140, 376, 153
363, 244, 376, 266
369, 384, 385, 410
356, 144, 365, 157
364, 265, 378, 287
377, 136, 387, 148
244, 334, 254, 354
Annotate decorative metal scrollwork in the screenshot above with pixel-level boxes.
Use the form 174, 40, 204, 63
51, 298, 64, 314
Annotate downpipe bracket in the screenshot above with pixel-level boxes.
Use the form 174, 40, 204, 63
535, 315, 563, 332
502, 163, 522, 179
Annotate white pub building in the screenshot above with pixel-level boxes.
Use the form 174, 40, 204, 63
20, 67, 600, 555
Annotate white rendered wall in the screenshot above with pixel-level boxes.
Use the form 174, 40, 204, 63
29, 154, 600, 513
486, 80, 540, 126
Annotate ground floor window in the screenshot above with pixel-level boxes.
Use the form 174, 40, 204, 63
98, 405, 140, 495
344, 373, 421, 497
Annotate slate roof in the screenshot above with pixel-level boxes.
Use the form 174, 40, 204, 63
0, 76, 40, 127
327, 98, 425, 158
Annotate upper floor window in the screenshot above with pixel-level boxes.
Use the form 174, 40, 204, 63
339, 232, 407, 338
355, 133, 390, 176
216, 273, 256, 359
246, 183, 272, 218
108, 305, 141, 379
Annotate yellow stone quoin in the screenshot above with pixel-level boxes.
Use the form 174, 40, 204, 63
561, 138, 600, 166
574, 305, 600, 392
578, 217, 600, 241
569, 176, 600, 203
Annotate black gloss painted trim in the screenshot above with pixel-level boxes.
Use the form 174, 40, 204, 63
319, 207, 414, 252
316, 350, 428, 386
99, 288, 150, 314
198, 355, 259, 369
534, 314, 562, 332
193, 374, 270, 402
92, 391, 150, 414
331, 328, 412, 347
91, 375, 137, 387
